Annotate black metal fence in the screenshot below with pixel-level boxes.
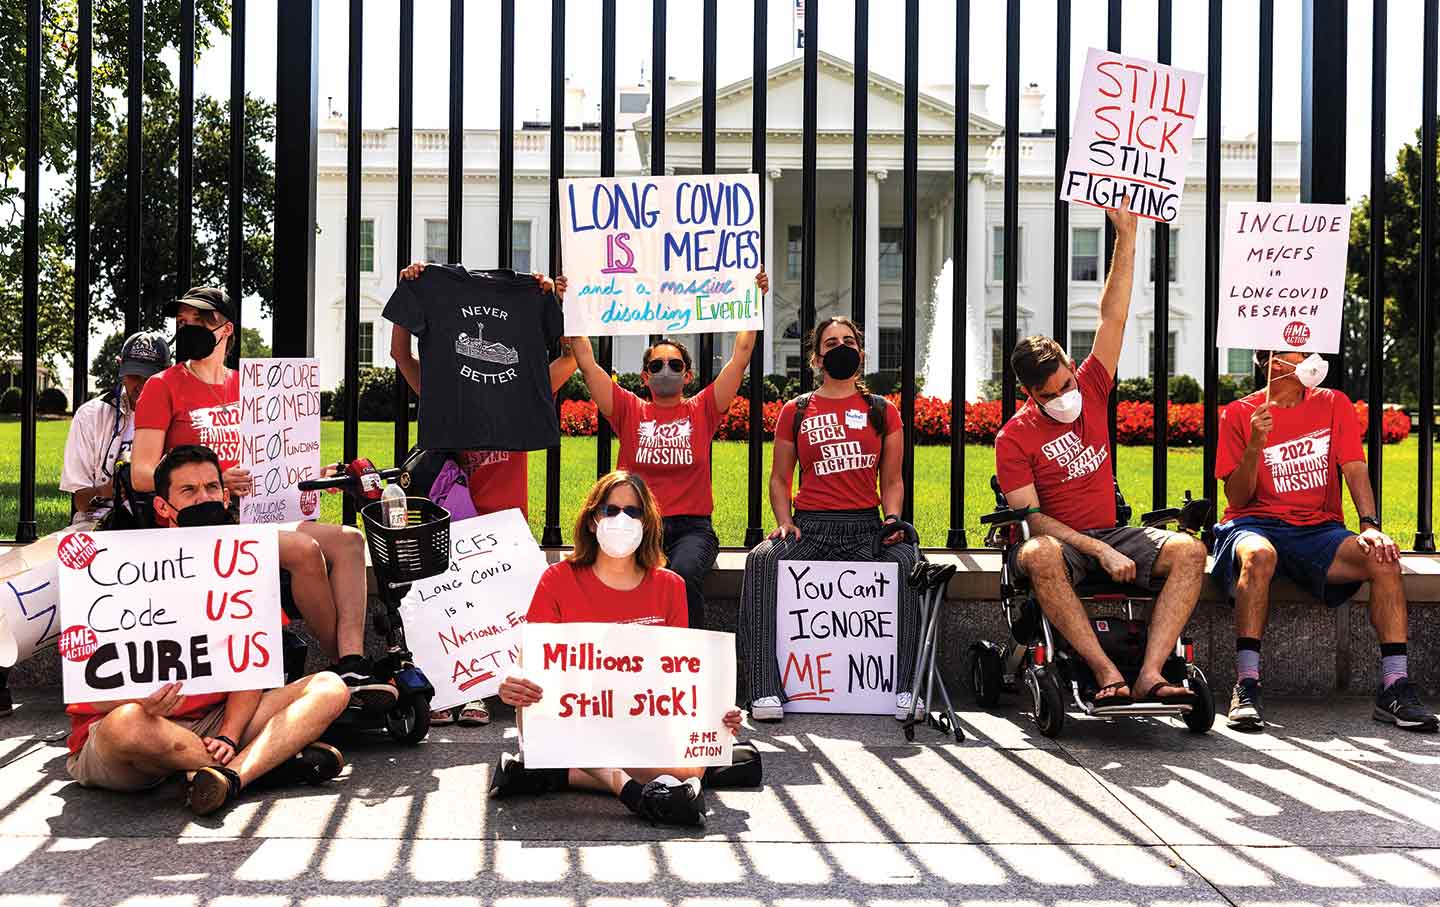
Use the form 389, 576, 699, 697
8, 0, 1437, 552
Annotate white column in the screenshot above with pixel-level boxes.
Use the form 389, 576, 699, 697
929, 206, 945, 282
864, 169, 885, 359
763, 168, 781, 374
966, 173, 987, 401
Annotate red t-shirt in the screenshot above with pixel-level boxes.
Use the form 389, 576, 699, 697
611, 385, 721, 517
461, 450, 529, 519
134, 363, 242, 470
67, 692, 228, 755
994, 356, 1116, 532
775, 392, 902, 512
1216, 387, 1364, 525
526, 561, 687, 627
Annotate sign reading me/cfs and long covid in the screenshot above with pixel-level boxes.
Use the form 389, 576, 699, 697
560, 174, 765, 337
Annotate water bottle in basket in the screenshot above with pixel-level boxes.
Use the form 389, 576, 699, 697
381, 481, 407, 529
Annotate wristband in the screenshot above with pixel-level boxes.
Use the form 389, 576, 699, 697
213, 735, 238, 751
1359, 515, 1381, 529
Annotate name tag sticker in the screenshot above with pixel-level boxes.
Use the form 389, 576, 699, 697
845, 409, 868, 430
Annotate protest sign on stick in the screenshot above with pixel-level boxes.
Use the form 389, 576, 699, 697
521, 622, 735, 769
56, 526, 283, 703
775, 560, 899, 715
1217, 202, 1351, 360
560, 173, 765, 337
398, 509, 547, 711
1059, 48, 1204, 223
238, 358, 323, 524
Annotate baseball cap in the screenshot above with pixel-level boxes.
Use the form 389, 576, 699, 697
163, 286, 238, 322
117, 331, 173, 379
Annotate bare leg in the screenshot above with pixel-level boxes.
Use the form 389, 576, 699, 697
1016, 537, 1126, 698
1134, 533, 1206, 697
228, 672, 350, 787
279, 529, 339, 656
1326, 536, 1407, 644
1233, 536, 1278, 641
85, 704, 214, 782
294, 521, 369, 657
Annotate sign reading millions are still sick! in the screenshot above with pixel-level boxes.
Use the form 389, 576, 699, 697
1217, 202, 1351, 354
560, 174, 765, 337
1059, 48, 1204, 223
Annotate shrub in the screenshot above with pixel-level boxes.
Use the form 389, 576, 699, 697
559, 399, 598, 435
863, 371, 899, 395
737, 374, 782, 403
37, 387, 68, 414
330, 367, 404, 421
0, 387, 20, 414
978, 378, 1003, 402
556, 371, 590, 403
1116, 376, 1152, 402
616, 372, 647, 399
715, 397, 785, 440
1168, 374, 1202, 404
1353, 401, 1411, 444
319, 389, 334, 416
1217, 373, 1250, 405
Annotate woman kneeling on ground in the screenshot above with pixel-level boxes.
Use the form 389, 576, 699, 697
491, 470, 761, 827
739, 315, 923, 723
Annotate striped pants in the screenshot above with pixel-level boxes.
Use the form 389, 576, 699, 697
737, 509, 922, 705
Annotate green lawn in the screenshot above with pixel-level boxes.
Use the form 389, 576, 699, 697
3, 417, 1434, 548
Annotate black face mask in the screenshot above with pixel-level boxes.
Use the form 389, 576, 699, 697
172, 499, 234, 527
174, 323, 219, 362
821, 344, 862, 380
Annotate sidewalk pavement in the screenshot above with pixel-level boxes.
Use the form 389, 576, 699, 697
2, 687, 1440, 906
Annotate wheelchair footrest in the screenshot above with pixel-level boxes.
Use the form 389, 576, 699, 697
1087, 702, 1193, 718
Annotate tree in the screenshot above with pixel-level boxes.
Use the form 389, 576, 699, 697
89, 330, 126, 393
240, 326, 269, 358
0, 210, 75, 367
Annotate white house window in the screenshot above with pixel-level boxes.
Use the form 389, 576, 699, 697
785, 354, 802, 380
990, 328, 1005, 383
1071, 227, 1099, 282
1150, 228, 1180, 282
512, 220, 532, 273
424, 220, 448, 263
1226, 348, 1253, 376
878, 227, 903, 281
1147, 330, 1178, 377
1070, 329, 1096, 363
619, 93, 648, 114
359, 219, 376, 273
878, 326, 902, 372
786, 226, 802, 280
991, 225, 1023, 282
358, 322, 374, 368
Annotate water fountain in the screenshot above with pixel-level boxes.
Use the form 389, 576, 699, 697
920, 258, 988, 402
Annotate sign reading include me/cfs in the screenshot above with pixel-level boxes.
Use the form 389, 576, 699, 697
559, 173, 765, 337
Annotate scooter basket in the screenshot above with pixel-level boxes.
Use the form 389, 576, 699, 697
360, 497, 451, 587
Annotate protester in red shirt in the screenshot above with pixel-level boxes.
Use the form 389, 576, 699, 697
1213, 351, 1434, 732
66, 445, 351, 816
130, 287, 394, 712
391, 263, 577, 728
735, 315, 922, 723
491, 471, 756, 827
994, 204, 1206, 710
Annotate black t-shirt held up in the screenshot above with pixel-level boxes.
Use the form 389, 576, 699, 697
383, 265, 564, 451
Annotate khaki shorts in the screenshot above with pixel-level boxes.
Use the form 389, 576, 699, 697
1009, 525, 1175, 591
67, 707, 228, 792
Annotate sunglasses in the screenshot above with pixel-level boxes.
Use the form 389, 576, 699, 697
600, 504, 644, 519
646, 358, 686, 374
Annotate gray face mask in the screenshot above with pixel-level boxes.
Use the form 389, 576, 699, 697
647, 370, 685, 398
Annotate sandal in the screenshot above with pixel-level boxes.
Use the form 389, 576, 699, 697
1139, 681, 1197, 706
187, 765, 242, 816
457, 700, 491, 727
430, 707, 457, 725
1092, 681, 1133, 708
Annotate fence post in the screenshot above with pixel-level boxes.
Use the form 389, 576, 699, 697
273, 0, 319, 358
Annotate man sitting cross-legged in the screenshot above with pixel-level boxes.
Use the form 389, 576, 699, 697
65, 445, 352, 816
1213, 351, 1436, 732
993, 203, 1207, 707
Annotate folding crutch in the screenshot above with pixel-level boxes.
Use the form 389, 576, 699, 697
901, 562, 963, 742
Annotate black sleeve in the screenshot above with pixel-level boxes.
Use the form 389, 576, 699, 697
540, 290, 565, 349
382, 280, 427, 337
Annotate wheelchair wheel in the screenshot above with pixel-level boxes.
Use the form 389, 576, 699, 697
1183, 666, 1215, 734
1026, 666, 1066, 738
385, 697, 432, 745
970, 646, 1003, 708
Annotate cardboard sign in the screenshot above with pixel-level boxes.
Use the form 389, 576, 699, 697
56, 526, 283, 703
0, 559, 60, 668
559, 174, 765, 336
397, 509, 547, 711
238, 358, 323, 524
1060, 48, 1204, 223
775, 560, 899, 715
1217, 202, 1351, 354
520, 622, 735, 769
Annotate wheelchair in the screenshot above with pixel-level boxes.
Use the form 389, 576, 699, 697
969, 475, 1216, 738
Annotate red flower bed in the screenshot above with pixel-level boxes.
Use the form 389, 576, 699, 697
559, 399, 598, 436
1353, 401, 1411, 443
715, 398, 785, 441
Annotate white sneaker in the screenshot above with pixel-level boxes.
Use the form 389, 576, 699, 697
895, 692, 925, 720
750, 696, 784, 722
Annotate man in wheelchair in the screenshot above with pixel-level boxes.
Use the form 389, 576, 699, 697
993, 203, 1208, 710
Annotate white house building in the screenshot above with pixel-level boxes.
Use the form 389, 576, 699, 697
313, 51, 1299, 396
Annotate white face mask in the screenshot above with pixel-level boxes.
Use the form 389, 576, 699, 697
1260, 352, 1329, 389
1041, 388, 1084, 424
595, 513, 645, 558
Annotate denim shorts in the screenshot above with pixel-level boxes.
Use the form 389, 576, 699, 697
1211, 516, 1360, 606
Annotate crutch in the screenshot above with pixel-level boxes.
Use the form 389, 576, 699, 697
903, 562, 963, 742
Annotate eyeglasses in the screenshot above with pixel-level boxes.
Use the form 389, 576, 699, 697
646, 358, 686, 374
600, 504, 644, 519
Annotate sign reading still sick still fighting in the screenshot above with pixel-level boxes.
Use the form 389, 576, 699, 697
560, 174, 765, 337
1060, 48, 1204, 223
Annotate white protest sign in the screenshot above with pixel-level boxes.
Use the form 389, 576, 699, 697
521, 622, 735, 769
398, 509, 547, 711
238, 357, 323, 524
1060, 48, 1204, 223
55, 526, 283, 703
1217, 202, 1351, 354
0, 559, 60, 668
560, 173, 765, 336
775, 560, 899, 715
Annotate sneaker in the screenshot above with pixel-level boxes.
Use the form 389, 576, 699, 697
488, 752, 568, 799
187, 765, 242, 816
703, 742, 764, 789
895, 692, 926, 721
330, 656, 399, 711
263, 742, 346, 787
750, 696, 784, 723
1373, 677, 1440, 732
634, 775, 706, 827
1227, 678, 1265, 730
